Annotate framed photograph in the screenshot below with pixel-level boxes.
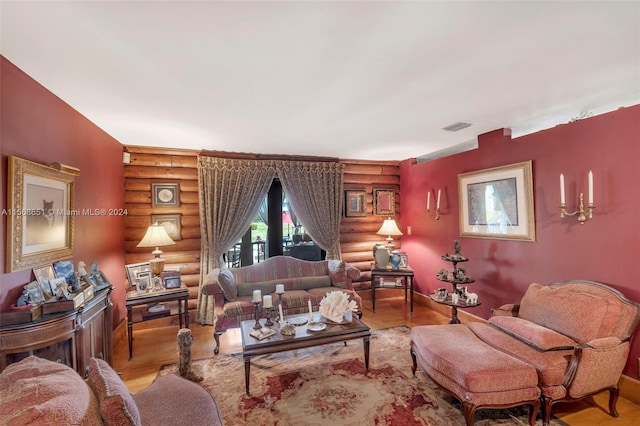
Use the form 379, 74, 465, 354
458, 160, 535, 241
344, 190, 367, 217
93, 271, 112, 290
373, 189, 395, 216
161, 270, 181, 289
24, 281, 46, 304
136, 271, 152, 293
151, 183, 180, 207
33, 264, 56, 298
151, 214, 182, 240
49, 277, 68, 298
125, 262, 151, 287
84, 274, 98, 287
5, 156, 76, 272
399, 252, 409, 269
53, 260, 74, 284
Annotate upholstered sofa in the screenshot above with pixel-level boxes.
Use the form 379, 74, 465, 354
0, 356, 224, 426
202, 255, 362, 353
411, 280, 640, 426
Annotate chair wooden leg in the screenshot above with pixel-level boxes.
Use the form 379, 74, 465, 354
410, 350, 417, 375
541, 396, 552, 426
213, 331, 223, 355
528, 399, 541, 426
609, 387, 620, 417
462, 402, 476, 426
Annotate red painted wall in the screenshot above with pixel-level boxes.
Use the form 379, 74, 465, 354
400, 105, 640, 377
1, 56, 127, 326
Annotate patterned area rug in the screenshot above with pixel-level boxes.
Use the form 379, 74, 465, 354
158, 326, 567, 426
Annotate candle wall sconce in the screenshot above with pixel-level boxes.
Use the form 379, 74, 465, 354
426, 189, 443, 220
559, 171, 595, 224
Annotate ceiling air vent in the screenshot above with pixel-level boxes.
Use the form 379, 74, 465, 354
442, 121, 473, 132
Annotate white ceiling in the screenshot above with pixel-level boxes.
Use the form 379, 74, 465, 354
1, 1, 639, 161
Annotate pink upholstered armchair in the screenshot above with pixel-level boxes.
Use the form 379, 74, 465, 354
480, 280, 640, 425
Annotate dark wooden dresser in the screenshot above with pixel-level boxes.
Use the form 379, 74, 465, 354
0, 286, 113, 377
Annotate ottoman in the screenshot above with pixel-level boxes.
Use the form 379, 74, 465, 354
410, 324, 540, 426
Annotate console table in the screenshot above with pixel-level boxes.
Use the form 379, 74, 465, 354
0, 286, 113, 377
125, 285, 189, 359
370, 267, 414, 313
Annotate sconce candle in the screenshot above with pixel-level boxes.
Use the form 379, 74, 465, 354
426, 192, 431, 210
560, 174, 565, 204
559, 171, 595, 224
588, 171, 593, 204
436, 190, 441, 209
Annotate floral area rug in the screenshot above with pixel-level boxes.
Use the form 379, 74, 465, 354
158, 326, 567, 426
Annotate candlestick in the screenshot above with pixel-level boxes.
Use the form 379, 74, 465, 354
252, 301, 261, 329
264, 306, 274, 326
588, 170, 593, 205
426, 191, 430, 211
308, 299, 313, 320
252, 290, 261, 303
263, 295, 272, 308
278, 303, 284, 323
560, 174, 565, 205
436, 190, 441, 209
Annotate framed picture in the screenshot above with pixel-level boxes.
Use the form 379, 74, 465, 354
84, 274, 98, 287
49, 277, 68, 298
151, 214, 182, 240
399, 252, 409, 269
93, 271, 111, 290
33, 265, 56, 298
373, 189, 395, 216
125, 262, 151, 287
136, 271, 152, 293
152, 183, 180, 207
24, 281, 46, 304
53, 260, 74, 284
5, 156, 76, 272
161, 270, 181, 289
344, 190, 366, 217
458, 160, 535, 241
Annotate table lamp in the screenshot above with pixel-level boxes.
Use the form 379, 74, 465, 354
137, 222, 176, 277
376, 217, 403, 248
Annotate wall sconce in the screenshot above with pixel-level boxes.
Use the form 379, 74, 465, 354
426, 189, 442, 220
560, 171, 595, 224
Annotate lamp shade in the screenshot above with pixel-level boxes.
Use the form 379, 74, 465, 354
376, 217, 403, 237
137, 223, 176, 250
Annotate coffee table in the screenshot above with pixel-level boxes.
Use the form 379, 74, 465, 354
240, 312, 371, 395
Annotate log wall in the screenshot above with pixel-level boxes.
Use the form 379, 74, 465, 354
123, 147, 400, 308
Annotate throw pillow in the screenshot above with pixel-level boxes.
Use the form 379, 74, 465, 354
87, 358, 142, 426
489, 316, 577, 351
217, 268, 237, 301
327, 260, 348, 288
0, 356, 102, 425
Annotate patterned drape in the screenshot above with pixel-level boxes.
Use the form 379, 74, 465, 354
277, 161, 345, 260
196, 156, 276, 324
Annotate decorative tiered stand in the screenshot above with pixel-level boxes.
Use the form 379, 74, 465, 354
431, 240, 480, 324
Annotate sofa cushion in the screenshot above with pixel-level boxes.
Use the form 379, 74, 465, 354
236, 276, 332, 297
87, 358, 142, 426
518, 282, 610, 343
489, 316, 577, 351
217, 268, 237, 301
0, 356, 102, 425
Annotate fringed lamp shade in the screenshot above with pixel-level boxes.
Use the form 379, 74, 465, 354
137, 223, 176, 275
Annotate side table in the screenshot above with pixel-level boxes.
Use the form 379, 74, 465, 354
370, 267, 414, 313
125, 285, 189, 359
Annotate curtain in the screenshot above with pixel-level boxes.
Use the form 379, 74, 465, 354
196, 156, 276, 324
277, 161, 345, 260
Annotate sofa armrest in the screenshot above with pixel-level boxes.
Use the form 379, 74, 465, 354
491, 304, 520, 317
328, 260, 361, 290
563, 336, 630, 398
345, 264, 361, 281
201, 269, 223, 296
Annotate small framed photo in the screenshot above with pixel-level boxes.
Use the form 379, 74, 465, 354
136, 271, 153, 294
399, 252, 409, 269
161, 270, 181, 289
33, 265, 56, 297
24, 281, 46, 304
125, 262, 151, 287
53, 260, 74, 284
92, 271, 111, 290
84, 274, 98, 287
151, 214, 182, 240
49, 277, 68, 298
152, 183, 180, 207
344, 190, 366, 217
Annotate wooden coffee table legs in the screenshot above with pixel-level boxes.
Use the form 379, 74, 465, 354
243, 336, 371, 396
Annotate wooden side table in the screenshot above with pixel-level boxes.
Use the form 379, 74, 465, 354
370, 267, 414, 313
125, 285, 189, 359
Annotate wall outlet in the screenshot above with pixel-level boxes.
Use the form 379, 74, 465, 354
123, 152, 131, 164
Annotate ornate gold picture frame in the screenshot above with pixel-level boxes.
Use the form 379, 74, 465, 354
458, 160, 535, 241
373, 189, 395, 216
5, 156, 77, 272
344, 190, 366, 217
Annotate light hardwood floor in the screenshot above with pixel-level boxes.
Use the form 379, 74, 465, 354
113, 295, 639, 425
